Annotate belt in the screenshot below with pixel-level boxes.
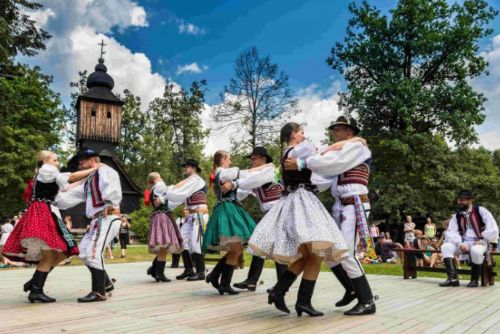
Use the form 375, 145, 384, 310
92, 207, 121, 219
340, 195, 369, 206
283, 183, 317, 195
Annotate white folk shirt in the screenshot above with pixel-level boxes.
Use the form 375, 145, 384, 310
152, 180, 182, 210
445, 207, 499, 245
55, 164, 122, 218
160, 174, 207, 211
236, 163, 280, 213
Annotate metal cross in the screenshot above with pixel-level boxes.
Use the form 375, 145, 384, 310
98, 39, 107, 58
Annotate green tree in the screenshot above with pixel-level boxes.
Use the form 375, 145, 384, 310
213, 46, 299, 150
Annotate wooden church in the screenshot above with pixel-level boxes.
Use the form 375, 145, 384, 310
61, 47, 141, 228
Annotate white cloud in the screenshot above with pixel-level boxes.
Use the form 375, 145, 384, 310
176, 62, 206, 75
19, 0, 165, 110
472, 34, 500, 149
177, 20, 205, 35
202, 82, 342, 155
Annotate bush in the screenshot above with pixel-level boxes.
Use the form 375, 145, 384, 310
129, 203, 151, 243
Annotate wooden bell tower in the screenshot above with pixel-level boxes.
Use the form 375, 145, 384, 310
76, 41, 124, 153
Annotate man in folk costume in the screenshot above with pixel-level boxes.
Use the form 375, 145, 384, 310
284, 116, 376, 316
57, 148, 122, 302
439, 190, 498, 288
172, 208, 190, 268
160, 159, 209, 281
220, 147, 287, 292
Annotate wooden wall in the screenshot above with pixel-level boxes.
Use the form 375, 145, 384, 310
77, 100, 122, 143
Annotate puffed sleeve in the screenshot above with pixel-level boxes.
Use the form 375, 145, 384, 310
100, 167, 122, 209
168, 200, 184, 210
311, 172, 335, 192
153, 181, 168, 198
237, 188, 255, 201
306, 142, 372, 177
237, 164, 276, 191
444, 215, 462, 245
479, 207, 499, 242
288, 142, 316, 159
55, 182, 86, 210
161, 175, 206, 204
37, 164, 70, 189
218, 167, 240, 182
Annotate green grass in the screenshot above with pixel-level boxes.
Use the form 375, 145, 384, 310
4, 244, 500, 282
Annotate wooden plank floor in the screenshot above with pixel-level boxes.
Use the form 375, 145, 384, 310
1, 262, 499, 334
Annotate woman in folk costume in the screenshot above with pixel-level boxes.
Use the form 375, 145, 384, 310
248, 122, 349, 317
2, 150, 97, 303
202, 150, 259, 295
145, 172, 183, 282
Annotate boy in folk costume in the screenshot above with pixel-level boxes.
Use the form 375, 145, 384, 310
56, 148, 122, 302
439, 189, 498, 288
284, 116, 376, 316
160, 159, 209, 281
222, 146, 287, 292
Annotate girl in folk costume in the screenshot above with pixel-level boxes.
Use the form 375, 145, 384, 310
2, 150, 97, 303
146, 172, 184, 282
202, 150, 258, 295
248, 122, 349, 317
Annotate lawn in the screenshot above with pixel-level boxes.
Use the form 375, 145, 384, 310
3, 244, 499, 282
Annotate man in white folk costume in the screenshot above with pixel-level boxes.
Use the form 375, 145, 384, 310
285, 116, 376, 316
219, 147, 287, 292
439, 189, 498, 288
56, 148, 122, 302
160, 159, 209, 281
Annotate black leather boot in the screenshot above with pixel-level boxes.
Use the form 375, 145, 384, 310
155, 260, 171, 282
147, 257, 157, 279
171, 253, 180, 268
218, 264, 239, 295
176, 250, 195, 280
267, 262, 288, 293
234, 256, 264, 291
24, 266, 54, 293
344, 275, 376, 316
439, 258, 460, 287
206, 255, 226, 289
331, 265, 357, 307
268, 270, 297, 314
78, 268, 107, 303
467, 263, 481, 288
27, 270, 56, 303
187, 254, 206, 281
295, 279, 324, 317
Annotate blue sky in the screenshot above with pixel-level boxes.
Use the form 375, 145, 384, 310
22, 0, 500, 152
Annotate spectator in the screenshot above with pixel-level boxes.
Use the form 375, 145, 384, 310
424, 217, 436, 238
385, 232, 392, 242
375, 235, 403, 263
404, 215, 416, 248
370, 223, 380, 239
119, 215, 131, 258
417, 236, 434, 267
1, 218, 26, 268
429, 237, 443, 268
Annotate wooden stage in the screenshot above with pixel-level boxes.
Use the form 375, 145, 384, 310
1, 262, 499, 333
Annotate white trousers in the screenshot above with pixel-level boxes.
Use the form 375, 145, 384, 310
180, 213, 208, 254
79, 215, 121, 270
441, 241, 487, 265
326, 204, 370, 279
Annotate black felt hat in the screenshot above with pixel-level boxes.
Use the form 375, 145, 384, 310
457, 189, 474, 199
182, 159, 201, 173
76, 147, 99, 161
247, 147, 273, 163
328, 116, 361, 135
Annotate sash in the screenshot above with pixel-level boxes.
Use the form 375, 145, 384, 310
354, 195, 377, 260
85, 171, 105, 208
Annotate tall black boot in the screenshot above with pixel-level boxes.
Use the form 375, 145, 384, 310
295, 279, 324, 317
171, 253, 180, 268
439, 258, 460, 287
331, 265, 357, 307
344, 275, 376, 316
187, 254, 206, 281
206, 255, 226, 289
27, 270, 56, 303
268, 270, 297, 314
24, 266, 55, 292
147, 257, 158, 279
267, 262, 288, 293
155, 260, 171, 282
176, 250, 195, 280
467, 263, 482, 288
218, 263, 239, 295
78, 268, 107, 303
234, 256, 264, 291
